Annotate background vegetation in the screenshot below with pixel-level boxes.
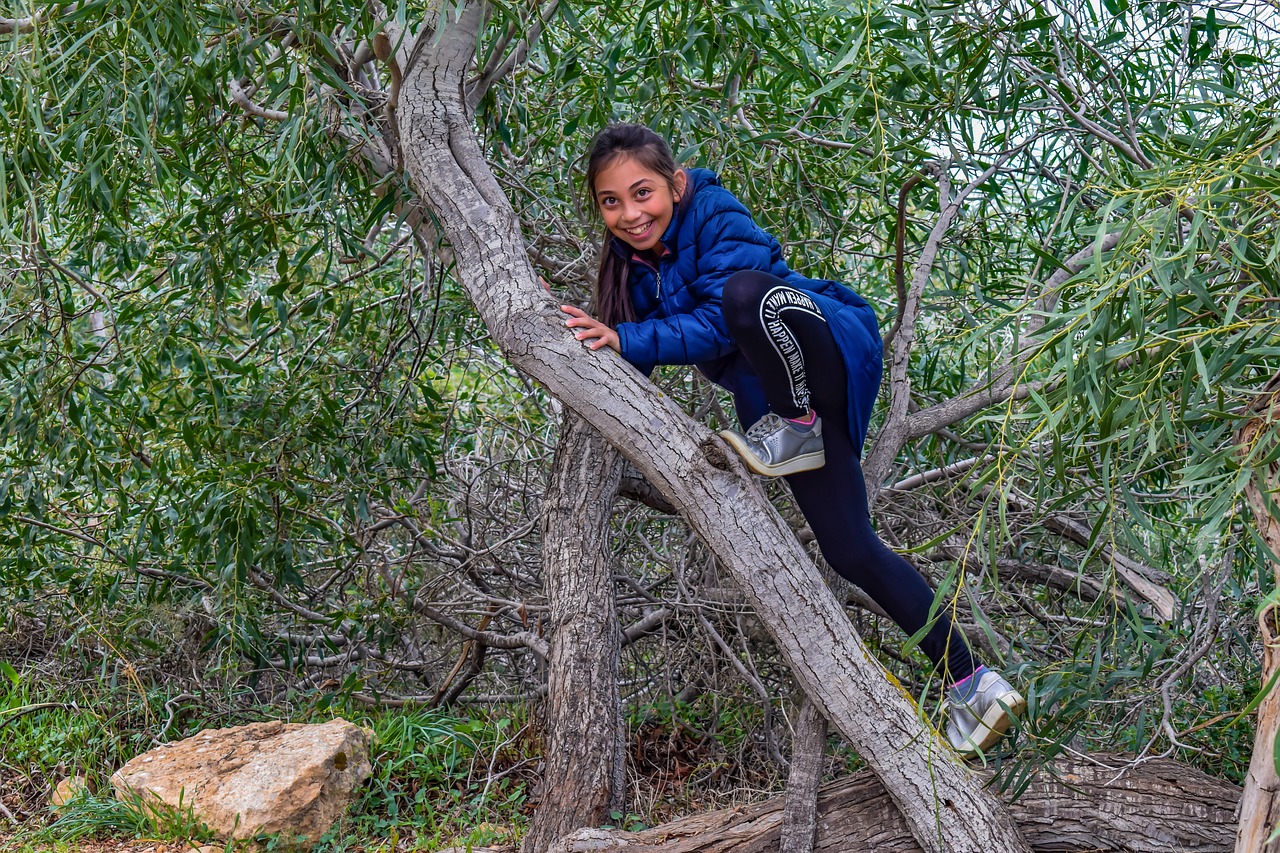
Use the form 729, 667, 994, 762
3, 0, 1280, 847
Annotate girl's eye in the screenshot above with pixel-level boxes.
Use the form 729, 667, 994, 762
636, 188, 651, 198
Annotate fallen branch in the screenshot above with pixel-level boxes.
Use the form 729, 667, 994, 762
546, 753, 1238, 853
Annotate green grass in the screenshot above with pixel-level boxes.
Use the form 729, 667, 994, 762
41, 786, 216, 843
1, 841, 81, 853
1, 662, 535, 852
304, 704, 533, 852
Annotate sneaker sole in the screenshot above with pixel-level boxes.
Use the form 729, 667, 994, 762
962, 690, 1027, 755
718, 431, 826, 477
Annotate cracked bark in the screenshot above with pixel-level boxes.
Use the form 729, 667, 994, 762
394, 5, 1031, 851
522, 413, 626, 852
780, 698, 827, 853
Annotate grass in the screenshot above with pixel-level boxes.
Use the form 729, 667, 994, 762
1, 660, 536, 853
34, 788, 217, 846
3, 628, 1258, 852
304, 704, 534, 852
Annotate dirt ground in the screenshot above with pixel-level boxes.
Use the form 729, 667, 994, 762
0, 837, 220, 853
0, 823, 516, 853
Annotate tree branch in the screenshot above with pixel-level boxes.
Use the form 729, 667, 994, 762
467, 0, 559, 109
412, 599, 550, 658
881, 173, 924, 352
886, 454, 992, 492
0, 3, 76, 34
1001, 491, 1177, 620
865, 153, 1016, 491
226, 79, 289, 122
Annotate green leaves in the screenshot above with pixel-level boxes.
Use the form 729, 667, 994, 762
2, 0, 1278, 786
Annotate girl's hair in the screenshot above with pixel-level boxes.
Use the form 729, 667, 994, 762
585, 123, 682, 327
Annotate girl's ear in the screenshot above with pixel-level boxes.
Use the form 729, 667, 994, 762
672, 168, 689, 203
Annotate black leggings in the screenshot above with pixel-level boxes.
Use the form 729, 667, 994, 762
722, 270, 976, 683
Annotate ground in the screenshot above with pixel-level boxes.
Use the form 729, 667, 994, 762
0, 839, 217, 853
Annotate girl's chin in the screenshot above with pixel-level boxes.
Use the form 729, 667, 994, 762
615, 231, 655, 249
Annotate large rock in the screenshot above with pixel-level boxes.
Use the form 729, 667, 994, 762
111, 719, 372, 846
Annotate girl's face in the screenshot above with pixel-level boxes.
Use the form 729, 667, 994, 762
593, 155, 687, 252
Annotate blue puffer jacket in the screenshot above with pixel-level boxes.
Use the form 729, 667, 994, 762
614, 168, 884, 451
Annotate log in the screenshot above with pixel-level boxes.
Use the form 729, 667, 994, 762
548, 753, 1239, 853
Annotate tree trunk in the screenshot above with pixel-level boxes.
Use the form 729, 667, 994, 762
779, 553, 847, 853
395, 7, 1031, 851
523, 414, 626, 853
1236, 372, 1280, 853
780, 698, 826, 853
545, 753, 1240, 853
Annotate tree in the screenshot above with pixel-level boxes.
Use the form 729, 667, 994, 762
3, 0, 1279, 849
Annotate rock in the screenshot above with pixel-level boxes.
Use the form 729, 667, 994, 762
50, 775, 88, 806
110, 719, 372, 847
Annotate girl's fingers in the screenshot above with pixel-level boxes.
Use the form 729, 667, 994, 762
558, 306, 617, 352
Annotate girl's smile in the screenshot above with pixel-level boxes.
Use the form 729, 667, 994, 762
593, 155, 687, 252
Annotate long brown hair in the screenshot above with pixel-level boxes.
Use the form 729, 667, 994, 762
584, 124, 683, 327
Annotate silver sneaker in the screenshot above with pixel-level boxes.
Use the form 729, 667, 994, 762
719, 413, 825, 477
945, 669, 1026, 758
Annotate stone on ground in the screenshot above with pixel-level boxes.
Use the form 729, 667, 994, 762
110, 719, 372, 846
51, 775, 89, 806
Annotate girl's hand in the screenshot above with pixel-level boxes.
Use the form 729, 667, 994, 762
561, 305, 620, 353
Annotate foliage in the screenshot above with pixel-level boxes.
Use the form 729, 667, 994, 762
2, 0, 1280, 836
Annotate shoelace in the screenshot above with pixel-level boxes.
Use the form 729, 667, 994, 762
744, 414, 787, 441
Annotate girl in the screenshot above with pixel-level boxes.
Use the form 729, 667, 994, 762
561, 123, 1024, 756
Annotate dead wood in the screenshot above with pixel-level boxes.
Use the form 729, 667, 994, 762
547, 753, 1239, 853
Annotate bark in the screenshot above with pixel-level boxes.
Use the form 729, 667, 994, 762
779, 699, 826, 853
395, 7, 1031, 851
779, 556, 847, 853
546, 753, 1240, 853
522, 413, 627, 853
1235, 372, 1280, 853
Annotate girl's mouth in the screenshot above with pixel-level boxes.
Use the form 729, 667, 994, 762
624, 221, 654, 239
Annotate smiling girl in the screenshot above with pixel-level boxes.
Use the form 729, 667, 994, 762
561, 123, 1024, 757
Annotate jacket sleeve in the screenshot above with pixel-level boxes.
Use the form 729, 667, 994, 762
616, 202, 774, 368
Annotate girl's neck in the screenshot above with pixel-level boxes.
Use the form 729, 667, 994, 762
635, 245, 665, 265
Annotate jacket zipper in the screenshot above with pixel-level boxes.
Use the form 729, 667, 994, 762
634, 253, 664, 300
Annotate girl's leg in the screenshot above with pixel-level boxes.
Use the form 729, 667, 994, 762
721, 271, 825, 419
788, 422, 976, 682
721, 269, 976, 681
